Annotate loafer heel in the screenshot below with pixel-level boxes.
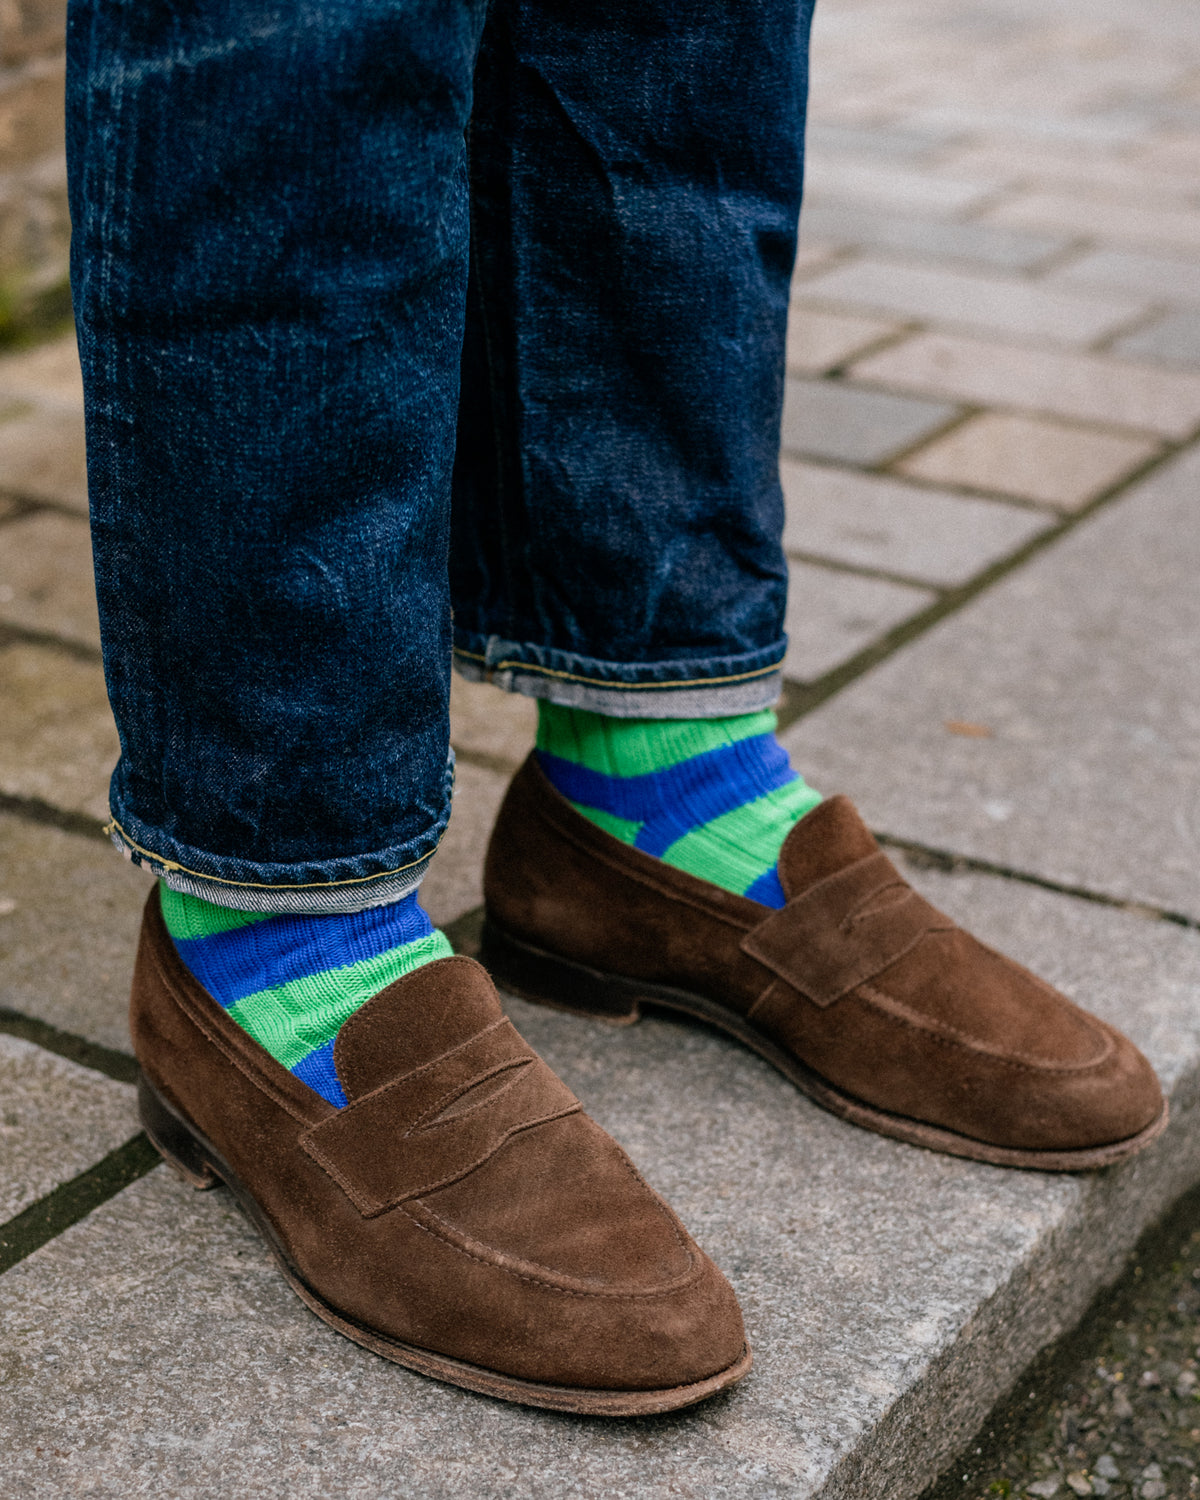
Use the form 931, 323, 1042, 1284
138, 1073, 222, 1190
481, 919, 643, 1025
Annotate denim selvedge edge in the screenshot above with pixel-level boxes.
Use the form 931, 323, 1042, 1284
452, 633, 786, 718
104, 755, 457, 915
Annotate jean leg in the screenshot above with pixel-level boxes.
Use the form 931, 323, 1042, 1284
450, 0, 814, 717
68, 0, 488, 910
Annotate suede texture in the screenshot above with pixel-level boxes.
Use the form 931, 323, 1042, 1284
484, 758, 1164, 1154
131, 894, 745, 1390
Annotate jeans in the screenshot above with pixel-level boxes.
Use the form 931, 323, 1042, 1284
66, 0, 815, 912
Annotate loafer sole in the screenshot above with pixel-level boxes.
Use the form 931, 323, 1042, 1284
480, 918, 1169, 1173
139, 1073, 752, 1415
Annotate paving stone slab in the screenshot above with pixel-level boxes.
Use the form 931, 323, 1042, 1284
0, 814, 151, 1053
2, 867, 1199, 1499
0, 509, 99, 647
786, 307, 902, 376
896, 412, 1159, 511
783, 561, 935, 683
805, 122, 959, 160
420, 759, 511, 932
0, 333, 84, 408
0, 642, 117, 821
791, 242, 846, 283
935, 142, 1200, 206
1113, 309, 1200, 369
0, 406, 88, 513
803, 159, 1003, 216
782, 443, 1200, 920
798, 257, 1145, 347
781, 377, 958, 466
986, 191, 1200, 256
900, 106, 1152, 149
0, 1032, 135, 1221
1048, 247, 1200, 308
851, 332, 1200, 439
795, 201, 1070, 273
781, 459, 1050, 586
448, 673, 537, 772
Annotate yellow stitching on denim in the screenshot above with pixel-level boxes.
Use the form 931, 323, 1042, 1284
452, 652, 780, 690
105, 817, 439, 890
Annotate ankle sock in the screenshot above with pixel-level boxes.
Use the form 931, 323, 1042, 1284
159, 885, 452, 1107
535, 703, 821, 908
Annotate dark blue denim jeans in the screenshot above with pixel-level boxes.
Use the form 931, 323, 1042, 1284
67, 0, 814, 912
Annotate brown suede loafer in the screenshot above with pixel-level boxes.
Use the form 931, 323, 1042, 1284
481, 755, 1167, 1172
131, 892, 750, 1414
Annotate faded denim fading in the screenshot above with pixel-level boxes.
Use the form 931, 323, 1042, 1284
66, 0, 816, 911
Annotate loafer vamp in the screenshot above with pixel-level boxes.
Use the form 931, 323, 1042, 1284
753, 949, 1161, 1153
132, 897, 746, 1395
483, 757, 1166, 1163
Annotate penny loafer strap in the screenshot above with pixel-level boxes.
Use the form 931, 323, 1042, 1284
740, 850, 955, 1008
300, 1018, 581, 1216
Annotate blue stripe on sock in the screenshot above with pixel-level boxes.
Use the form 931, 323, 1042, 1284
290, 1039, 348, 1108
172, 893, 435, 1010
744, 865, 788, 908
537, 736, 796, 856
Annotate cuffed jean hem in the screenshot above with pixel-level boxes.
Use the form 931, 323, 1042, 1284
104, 759, 455, 915
453, 633, 785, 719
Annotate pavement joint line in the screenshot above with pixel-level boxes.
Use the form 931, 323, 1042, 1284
817, 319, 932, 378
848, 359, 1200, 446
782, 545, 952, 592
791, 242, 860, 281
1091, 300, 1176, 355
784, 376, 970, 466
871, 463, 1123, 518
1083, 300, 1169, 354
0, 1133, 161, 1278
0, 618, 102, 664
775, 434, 1196, 734
0, 487, 83, 518
878, 834, 1200, 934
0, 494, 42, 526
0, 790, 108, 842
0, 1006, 137, 1084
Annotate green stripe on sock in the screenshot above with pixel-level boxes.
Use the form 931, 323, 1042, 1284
575, 806, 641, 844
159, 886, 275, 940
228, 931, 454, 1070
660, 779, 824, 894
537, 703, 777, 775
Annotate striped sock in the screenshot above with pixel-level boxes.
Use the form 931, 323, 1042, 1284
159, 885, 453, 1107
535, 703, 822, 908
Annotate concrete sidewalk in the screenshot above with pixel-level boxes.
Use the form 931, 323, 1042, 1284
3, 0, 1200, 1494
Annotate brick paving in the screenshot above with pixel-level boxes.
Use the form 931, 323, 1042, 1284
2, 0, 1200, 1494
